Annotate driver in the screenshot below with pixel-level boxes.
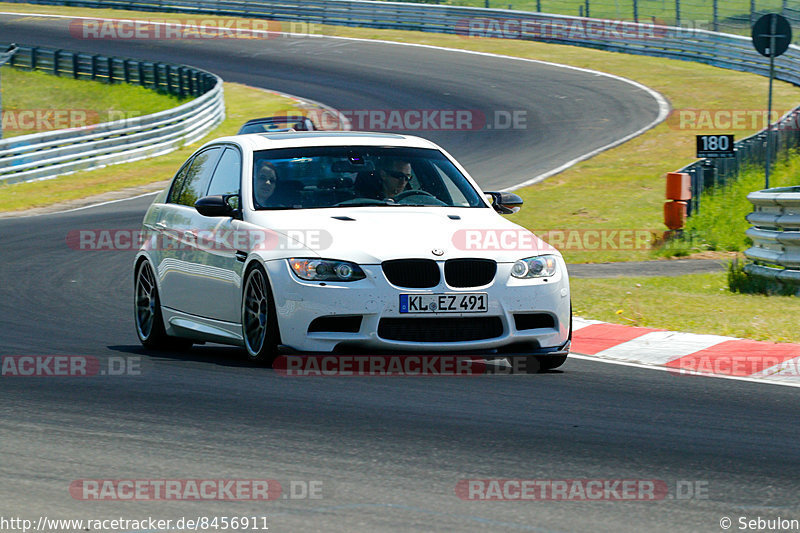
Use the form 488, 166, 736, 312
377, 159, 413, 200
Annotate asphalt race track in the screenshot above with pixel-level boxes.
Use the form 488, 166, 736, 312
1, 12, 799, 533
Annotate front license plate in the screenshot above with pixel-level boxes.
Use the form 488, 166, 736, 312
399, 293, 488, 314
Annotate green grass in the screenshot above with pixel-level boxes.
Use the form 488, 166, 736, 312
572, 271, 800, 342
1, 67, 187, 138
0, 83, 300, 211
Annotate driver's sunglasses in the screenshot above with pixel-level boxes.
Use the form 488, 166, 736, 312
386, 170, 413, 181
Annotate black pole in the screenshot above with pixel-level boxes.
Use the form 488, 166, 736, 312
766, 14, 776, 189
766, 53, 775, 188
713, 0, 718, 31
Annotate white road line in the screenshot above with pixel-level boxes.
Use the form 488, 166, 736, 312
750, 355, 800, 381
568, 353, 800, 388
572, 317, 605, 331
4, 190, 161, 218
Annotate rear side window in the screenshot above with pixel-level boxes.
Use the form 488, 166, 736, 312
175, 147, 223, 207
206, 148, 242, 198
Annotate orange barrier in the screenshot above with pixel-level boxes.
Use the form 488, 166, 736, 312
666, 172, 691, 201
664, 201, 688, 230
664, 173, 691, 230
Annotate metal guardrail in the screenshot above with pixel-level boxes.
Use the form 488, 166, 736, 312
744, 186, 800, 285
0, 44, 224, 184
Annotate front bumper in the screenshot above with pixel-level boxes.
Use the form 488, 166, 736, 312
265, 258, 571, 354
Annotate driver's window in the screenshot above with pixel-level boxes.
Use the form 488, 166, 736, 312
207, 147, 242, 199
177, 147, 223, 207
432, 162, 469, 206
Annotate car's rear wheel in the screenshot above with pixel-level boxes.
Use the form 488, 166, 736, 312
135, 260, 168, 348
242, 263, 279, 364
135, 260, 192, 350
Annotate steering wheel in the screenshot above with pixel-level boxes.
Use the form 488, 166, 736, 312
392, 190, 437, 202
332, 198, 387, 207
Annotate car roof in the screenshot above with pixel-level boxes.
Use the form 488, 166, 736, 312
242, 116, 313, 124
205, 131, 442, 151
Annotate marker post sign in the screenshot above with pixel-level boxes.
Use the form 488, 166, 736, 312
752, 14, 792, 189
696, 134, 734, 159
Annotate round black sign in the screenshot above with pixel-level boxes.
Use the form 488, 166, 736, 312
752, 13, 792, 58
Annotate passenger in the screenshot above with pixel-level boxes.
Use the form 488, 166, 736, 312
254, 162, 278, 207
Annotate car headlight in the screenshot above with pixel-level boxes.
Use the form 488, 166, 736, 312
289, 258, 366, 282
511, 255, 558, 279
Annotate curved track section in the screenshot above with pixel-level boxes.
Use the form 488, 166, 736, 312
0, 12, 665, 190
3, 13, 798, 533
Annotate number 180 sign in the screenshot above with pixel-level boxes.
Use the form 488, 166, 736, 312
696, 134, 734, 158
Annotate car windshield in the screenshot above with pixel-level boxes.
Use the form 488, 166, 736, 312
252, 146, 487, 209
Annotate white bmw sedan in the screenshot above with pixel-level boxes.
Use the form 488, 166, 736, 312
134, 132, 571, 370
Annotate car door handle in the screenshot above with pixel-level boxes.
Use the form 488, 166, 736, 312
183, 230, 197, 241
154, 221, 167, 230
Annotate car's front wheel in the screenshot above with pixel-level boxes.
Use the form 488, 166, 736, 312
526, 304, 572, 372
535, 354, 568, 371
242, 263, 279, 364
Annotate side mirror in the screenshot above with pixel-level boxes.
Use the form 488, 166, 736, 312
487, 192, 523, 214
195, 195, 240, 218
